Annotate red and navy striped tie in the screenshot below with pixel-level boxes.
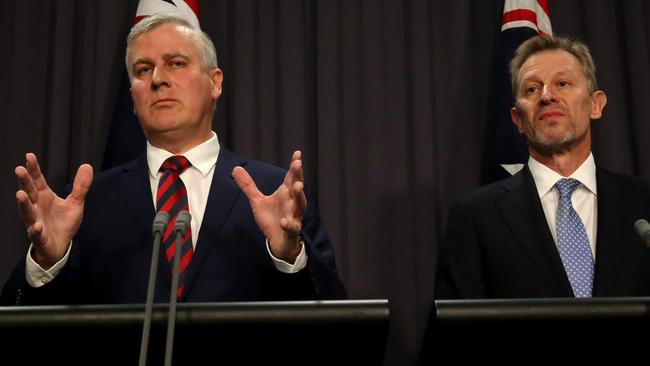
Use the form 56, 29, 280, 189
157, 155, 194, 299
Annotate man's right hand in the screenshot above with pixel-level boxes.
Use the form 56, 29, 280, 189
15, 153, 93, 269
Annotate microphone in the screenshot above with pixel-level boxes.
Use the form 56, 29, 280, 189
634, 219, 650, 248
139, 211, 170, 366
165, 210, 191, 366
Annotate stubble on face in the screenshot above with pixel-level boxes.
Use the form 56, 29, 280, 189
516, 103, 582, 157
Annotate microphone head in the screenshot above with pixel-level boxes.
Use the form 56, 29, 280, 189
633, 219, 650, 248
152, 211, 170, 235
174, 211, 192, 236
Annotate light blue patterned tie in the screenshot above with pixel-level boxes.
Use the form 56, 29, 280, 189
555, 178, 594, 298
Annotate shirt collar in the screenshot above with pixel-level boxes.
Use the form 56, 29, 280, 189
528, 152, 597, 198
147, 131, 220, 178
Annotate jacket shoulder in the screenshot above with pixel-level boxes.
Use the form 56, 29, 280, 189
457, 170, 528, 207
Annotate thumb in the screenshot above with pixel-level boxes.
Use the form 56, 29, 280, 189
68, 164, 94, 203
232, 166, 262, 202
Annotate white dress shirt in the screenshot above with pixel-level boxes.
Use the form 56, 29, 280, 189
26, 131, 306, 287
528, 152, 598, 258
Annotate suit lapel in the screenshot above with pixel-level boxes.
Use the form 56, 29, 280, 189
181, 148, 245, 300
117, 154, 155, 235
592, 168, 627, 295
496, 167, 574, 296
116, 155, 162, 283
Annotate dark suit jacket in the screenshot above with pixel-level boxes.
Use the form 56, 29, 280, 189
1, 148, 346, 305
435, 165, 650, 299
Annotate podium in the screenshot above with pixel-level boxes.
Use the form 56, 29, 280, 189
0, 300, 389, 365
419, 297, 650, 364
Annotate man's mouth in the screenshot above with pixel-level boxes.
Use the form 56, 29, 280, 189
538, 111, 565, 120
152, 98, 177, 107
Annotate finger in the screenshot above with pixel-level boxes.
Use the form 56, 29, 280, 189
292, 180, 307, 215
291, 157, 304, 185
68, 164, 94, 203
26, 221, 45, 245
25, 153, 48, 191
232, 166, 262, 201
280, 217, 302, 235
291, 150, 302, 163
16, 190, 38, 226
16, 166, 38, 203
284, 151, 303, 187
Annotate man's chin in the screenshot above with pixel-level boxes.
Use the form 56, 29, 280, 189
529, 137, 575, 156
141, 119, 184, 132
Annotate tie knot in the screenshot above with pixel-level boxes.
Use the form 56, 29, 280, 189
555, 178, 581, 198
160, 155, 191, 174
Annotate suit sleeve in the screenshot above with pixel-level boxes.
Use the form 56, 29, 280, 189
261, 198, 347, 300
301, 202, 348, 300
0, 255, 83, 306
435, 197, 486, 299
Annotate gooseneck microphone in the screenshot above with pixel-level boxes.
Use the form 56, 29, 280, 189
634, 219, 650, 248
139, 211, 170, 366
165, 210, 192, 366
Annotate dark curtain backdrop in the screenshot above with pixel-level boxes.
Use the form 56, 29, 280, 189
1, 1, 649, 364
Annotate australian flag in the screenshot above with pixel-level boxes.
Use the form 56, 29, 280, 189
482, 0, 552, 183
102, 0, 200, 170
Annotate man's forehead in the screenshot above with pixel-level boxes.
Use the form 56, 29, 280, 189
133, 23, 195, 48
130, 25, 197, 61
142, 22, 193, 37
519, 50, 582, 78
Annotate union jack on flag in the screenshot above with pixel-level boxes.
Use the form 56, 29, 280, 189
135, 0, 200, 28
501, 0, 552, 35
483, 0, 552, 183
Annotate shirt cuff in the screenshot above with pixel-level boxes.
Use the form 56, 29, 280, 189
266, 238, 308, 273
25, 242, 72, 288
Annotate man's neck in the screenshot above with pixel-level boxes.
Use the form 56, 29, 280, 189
147, 128, 213, 155
530, 147, 590, 177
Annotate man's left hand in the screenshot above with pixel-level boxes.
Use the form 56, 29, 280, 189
232, 150, 306, 263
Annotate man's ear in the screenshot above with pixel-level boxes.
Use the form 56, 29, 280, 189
590, 90, 607, 120
211, 68, 224, 100
510, 105, 525, 133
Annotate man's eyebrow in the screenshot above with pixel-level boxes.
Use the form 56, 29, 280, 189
132, 58, 152, 66
520, 69, 577, 84
162, 52, 189, 61
523, 68, 576, 79
132, 53, 189, 66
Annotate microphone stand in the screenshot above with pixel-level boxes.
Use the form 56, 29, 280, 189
165, 210, 191, 366
139, 211, 170, 366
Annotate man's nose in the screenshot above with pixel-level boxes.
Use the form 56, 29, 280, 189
151, 67, 170, 89
539, 84, 556, 104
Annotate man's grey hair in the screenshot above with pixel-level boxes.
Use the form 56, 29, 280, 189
125, 12, 218, 79
510, 35, 598, 97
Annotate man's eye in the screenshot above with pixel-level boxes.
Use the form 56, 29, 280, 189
136, 66, 151, 75
171, 61, 186, 68
525, 86, 538, 94
558, 81, 569, 88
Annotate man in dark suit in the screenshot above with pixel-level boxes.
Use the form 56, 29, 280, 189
1, 12, 345, 305
435, 35, 650, 299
